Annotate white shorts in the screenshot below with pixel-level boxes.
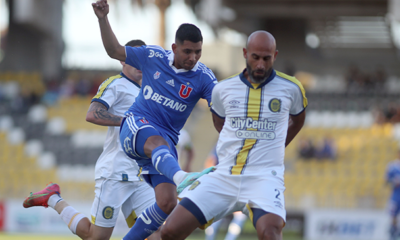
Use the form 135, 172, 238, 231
91, 178, 155, 228
179, 170, 286, 226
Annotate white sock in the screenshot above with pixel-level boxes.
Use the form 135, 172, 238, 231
173, 170, 187, 185
48, 194, 63, 209
60, 206, 86, 234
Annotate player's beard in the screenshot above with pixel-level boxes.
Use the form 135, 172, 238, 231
246, 62, 273, 84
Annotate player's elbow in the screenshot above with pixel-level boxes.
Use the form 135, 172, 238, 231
85, 113, 96, 124
105, 45, 125, 62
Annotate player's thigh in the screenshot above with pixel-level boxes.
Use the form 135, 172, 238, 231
241, 175, 286, 225
161, 204, 201, 240
121, 181, 156, 228
178, 172, 239, 223
120, 114, 157, 159
89, 224, 114, 240
254, 212, 284, 240
91, 178, 138, 228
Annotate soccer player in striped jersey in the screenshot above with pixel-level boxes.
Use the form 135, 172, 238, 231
162, 31, 307, 240
23, 40, 160, 240
92, 1, 216, 239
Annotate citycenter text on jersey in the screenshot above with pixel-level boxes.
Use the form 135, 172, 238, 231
231, 117, 277, 140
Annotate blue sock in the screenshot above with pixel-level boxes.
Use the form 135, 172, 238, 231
151, 145, 182, 181
123, 203, 168, 240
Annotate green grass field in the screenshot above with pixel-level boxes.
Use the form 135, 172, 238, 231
0, 232, 303, 240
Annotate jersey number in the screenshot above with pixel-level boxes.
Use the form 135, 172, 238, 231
275, 189, 281, 200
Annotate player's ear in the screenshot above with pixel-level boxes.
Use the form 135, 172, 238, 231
274, 50, 279, 59
172, 43, 177, 53
243, 48, 247, 59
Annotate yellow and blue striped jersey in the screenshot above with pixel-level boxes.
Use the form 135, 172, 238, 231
211, 69, 307, 176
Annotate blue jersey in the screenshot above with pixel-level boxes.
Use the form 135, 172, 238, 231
386, 160, 400, 201
125, 45, 217, 144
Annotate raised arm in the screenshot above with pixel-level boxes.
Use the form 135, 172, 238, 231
92, 0, 126, 61
86, 102, 123, 127
285, 111, 306, 147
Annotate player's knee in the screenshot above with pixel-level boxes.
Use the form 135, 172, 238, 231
156, 198, 177, 214
160, 223, 181, 240
259, 224, 282, 240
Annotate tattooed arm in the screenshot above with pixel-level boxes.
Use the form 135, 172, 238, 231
86, 102, 123, 126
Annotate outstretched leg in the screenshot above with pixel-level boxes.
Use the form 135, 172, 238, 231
23, 183, 113, 240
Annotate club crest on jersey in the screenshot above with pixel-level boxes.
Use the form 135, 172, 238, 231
189, 180, 200, 191
103, 206, 114, 219
269, 98, 281, 113
179, 84, 193, 99
154, 71, 161, 79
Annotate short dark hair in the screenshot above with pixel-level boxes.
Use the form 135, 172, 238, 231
125, 39, 146, 47
175, 23, 203, 44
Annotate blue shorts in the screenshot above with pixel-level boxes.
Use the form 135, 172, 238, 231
389, 199, 400, 217
120, 114, 178, 175
142, 174, 175, 188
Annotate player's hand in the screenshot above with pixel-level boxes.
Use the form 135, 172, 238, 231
92, 0, 109, 19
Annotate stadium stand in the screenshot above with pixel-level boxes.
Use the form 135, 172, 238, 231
0, 73, 104, 201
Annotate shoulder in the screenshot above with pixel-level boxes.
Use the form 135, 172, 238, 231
275, 71, 305, 91
196, 62, 217, 81
100, 74, 123, 88
146, 45, 168, 58
210, 74, 237, 96
216, 72, 241, 88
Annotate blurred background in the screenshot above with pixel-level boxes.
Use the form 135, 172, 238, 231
1, 0, 400, 239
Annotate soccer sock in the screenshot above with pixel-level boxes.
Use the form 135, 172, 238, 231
205, 220, 223, 240
60, 206, 86, 234
225, 213, 247, 240
173, 170, 188, 185
123, 203, 168, 240
151, 145, 183, 181
48, 194, 63, 209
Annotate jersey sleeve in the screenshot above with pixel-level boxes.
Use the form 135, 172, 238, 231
210, 83, 225, 119
201, 68, 218, 107
91, 78, 118, 110
125, 45, 148, 70
289, 81, 308, 116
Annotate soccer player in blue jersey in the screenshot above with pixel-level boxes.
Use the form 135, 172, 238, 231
386, 152, 400, 240
92, 1, 217, 239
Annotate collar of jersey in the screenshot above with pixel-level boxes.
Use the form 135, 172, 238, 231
167, 50, 199, 73
120, 72, 141, 89
239, 68, 276, 89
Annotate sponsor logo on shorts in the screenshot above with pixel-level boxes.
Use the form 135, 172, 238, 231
269, 98, 281, 113
103, 206, 114, 219
274, 201, 283, 209
140, 118, 149, 124
189, 180, 200, 191
122, 174, 128, 181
